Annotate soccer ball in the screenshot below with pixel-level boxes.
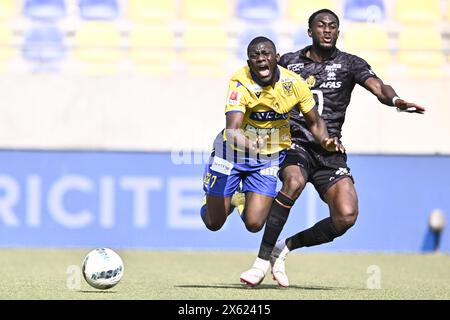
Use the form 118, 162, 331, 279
82, 248, 124, 290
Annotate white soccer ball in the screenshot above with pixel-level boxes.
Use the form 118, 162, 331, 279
82, 248, 124, 290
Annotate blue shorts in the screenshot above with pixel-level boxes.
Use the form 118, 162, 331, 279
203, 149, 286, 198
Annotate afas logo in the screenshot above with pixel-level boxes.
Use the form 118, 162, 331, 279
319, 81, 342, 89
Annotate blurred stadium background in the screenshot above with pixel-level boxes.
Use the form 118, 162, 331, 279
0, 0, 449, 299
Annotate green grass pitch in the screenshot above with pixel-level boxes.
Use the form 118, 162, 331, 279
1, 249, 449, 300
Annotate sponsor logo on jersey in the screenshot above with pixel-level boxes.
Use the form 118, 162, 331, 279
245, 124, 278, 135
228, 90, 241, 105
325, 63, 342, 71
329, 167, 351, 181
282, 81, 293, 96
210, 156, 233, 175
248, 83, 262, 98
306, 75, 316, 88
319, 81, 342, 89
287, 63, 304, 72
250, 111, 289, 121
327, 71, 337, 81
336, 167, 350, 175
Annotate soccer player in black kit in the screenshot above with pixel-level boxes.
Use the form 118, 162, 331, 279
240, 9, 426, 287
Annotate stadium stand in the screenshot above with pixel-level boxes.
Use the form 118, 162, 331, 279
343, 23, 390, 75
75, 21, 122, 74
0, 25, 14, 73
24, 0, 67, 21
396, 25, 445, 78
448, 1, 450, 22
181, 0, 231, 23
181, 23, 231, 76
0, 0, 445, 79
343, 0, 386, 23
394, 0, 442, 24
292, 28, 311, 49
127, 0, 177, 23
22, 24, 66, 64
128, 23, 176, 75
237, 27, 279, 60
236, 0, 280, 22
0, 0, 17, 21
287, 0, 340, 24
79, 0, 120, 21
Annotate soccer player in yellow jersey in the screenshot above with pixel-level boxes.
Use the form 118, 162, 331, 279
200, 37, 344, 234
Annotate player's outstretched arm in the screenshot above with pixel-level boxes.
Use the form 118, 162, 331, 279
303, 107, 346, 153
364, 78, 426, 114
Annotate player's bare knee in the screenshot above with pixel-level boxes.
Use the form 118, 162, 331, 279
282, 175, 304, 199
204, 220, 224, 232
245, 221, 264, 233
334, 209, 358, 232
202, 212, 225, 231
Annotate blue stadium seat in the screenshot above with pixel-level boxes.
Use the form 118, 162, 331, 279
293, 28, 310, 49
236, 0, 280, 22
343, 0, 386, 23
24, 0, 66, 21
238, 27, 278, 60
22, 25, 66, 63
79, 0, 119, 20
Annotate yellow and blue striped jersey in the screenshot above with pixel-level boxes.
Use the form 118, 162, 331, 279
224, 65, 316, 154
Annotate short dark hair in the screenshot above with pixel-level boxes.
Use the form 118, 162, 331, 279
308, 9, 340, 28
247, 36, 276, 56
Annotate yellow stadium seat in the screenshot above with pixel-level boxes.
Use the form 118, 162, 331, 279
0, 0, 16, 21
343, 23, 391, 75
0, 26, 14, 73
181, 0, 231, 23
75, 22, 122, 75
0, 26, 13, 59
397, 26, 445, 78
448, 2, 450, 22
287, 0, 339, 24
127, 0, 177, 23
395, 0, 442, 24
182, 24, 232, 76
128, 24, 176, 76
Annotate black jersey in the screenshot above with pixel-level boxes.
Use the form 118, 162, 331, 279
280, 45, 378, 149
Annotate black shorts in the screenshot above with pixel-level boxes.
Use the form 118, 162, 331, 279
280, 143, 354, 201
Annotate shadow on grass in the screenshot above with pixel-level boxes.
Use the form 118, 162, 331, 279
78, 290, 118, 294
175, 284, 353, 291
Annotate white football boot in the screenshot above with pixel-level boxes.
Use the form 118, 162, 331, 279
240, 257, 270, 287
270, 239, 290, 288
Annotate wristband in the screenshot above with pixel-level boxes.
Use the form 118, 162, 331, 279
392, 96, 400, 106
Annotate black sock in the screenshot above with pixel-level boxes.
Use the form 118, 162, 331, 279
257, 192, 295, 260
286, 217, 345, 250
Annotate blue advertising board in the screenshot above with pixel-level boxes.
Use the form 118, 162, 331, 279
0, 150, 448, 252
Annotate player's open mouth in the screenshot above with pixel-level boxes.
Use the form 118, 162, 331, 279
257, 65, 271, 78
323, 36, 332, 43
